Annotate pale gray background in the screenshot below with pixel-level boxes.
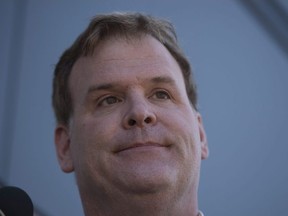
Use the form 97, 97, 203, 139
1, 0, 288, 215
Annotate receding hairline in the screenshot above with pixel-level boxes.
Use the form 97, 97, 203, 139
80, 29, 167, 59
77, 12, 177, 57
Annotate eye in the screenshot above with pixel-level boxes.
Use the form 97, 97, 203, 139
151, 90, 171, 100
98, 96, 122, 107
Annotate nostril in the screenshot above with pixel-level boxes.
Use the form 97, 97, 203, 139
126, 116, 154, 127
144, 117, 152, 124
128, 119, 136, 126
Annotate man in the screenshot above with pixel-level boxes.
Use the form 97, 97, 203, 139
52, 12, 208, 216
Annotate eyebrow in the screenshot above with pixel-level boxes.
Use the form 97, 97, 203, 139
150, 76, 175, 85
87, 83, 116, 94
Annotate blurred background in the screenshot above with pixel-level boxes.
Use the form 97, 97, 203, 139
1, 0, 288, 215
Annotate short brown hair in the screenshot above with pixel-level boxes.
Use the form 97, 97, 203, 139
52, 12, 198, 125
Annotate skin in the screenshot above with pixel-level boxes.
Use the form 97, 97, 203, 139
55, 35, 208, 216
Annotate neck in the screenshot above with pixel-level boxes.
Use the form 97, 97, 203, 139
81, 187, 199, 216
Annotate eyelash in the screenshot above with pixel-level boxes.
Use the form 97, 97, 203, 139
96, 89, 171, 107
151, 90, 171, 100
97, 96, 122, 107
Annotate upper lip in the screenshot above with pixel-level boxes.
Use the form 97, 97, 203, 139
114, 141, 168, 153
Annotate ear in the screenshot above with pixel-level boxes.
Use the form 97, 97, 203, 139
54, 124, 74, 173
196, 113, 209, 160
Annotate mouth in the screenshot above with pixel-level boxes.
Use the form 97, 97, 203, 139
114, 142, 169, 154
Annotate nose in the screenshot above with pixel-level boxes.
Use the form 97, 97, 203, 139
122, 98, 157, 129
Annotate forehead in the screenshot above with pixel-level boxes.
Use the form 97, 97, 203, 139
69, 35, 185, 98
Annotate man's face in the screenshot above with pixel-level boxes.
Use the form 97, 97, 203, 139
55, 35, 208, 199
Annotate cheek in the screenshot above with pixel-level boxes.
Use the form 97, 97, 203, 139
69, 115, 118, 162
161, 106, 200, 140
74, 112, 120, 141
160, 106, 202, 157
159, 107, 202, 185
69, 116, 120, 183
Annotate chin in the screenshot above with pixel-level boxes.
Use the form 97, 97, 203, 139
115, 163, 179, 195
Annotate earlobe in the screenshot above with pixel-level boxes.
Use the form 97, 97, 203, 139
197, 113, 209, 160
54, 124, 74, 173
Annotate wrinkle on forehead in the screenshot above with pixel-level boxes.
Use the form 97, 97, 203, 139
69, 35, 185, 106
86, 35, 173, 63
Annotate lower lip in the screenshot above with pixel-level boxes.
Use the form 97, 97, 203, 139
118, 145, 166, 153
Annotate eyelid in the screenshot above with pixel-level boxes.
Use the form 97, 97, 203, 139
150, 88, 172, 99
96, 94, 122, 107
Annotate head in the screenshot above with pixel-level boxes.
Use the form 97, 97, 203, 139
52, 12, 197, 126
53, 12, 208, 215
